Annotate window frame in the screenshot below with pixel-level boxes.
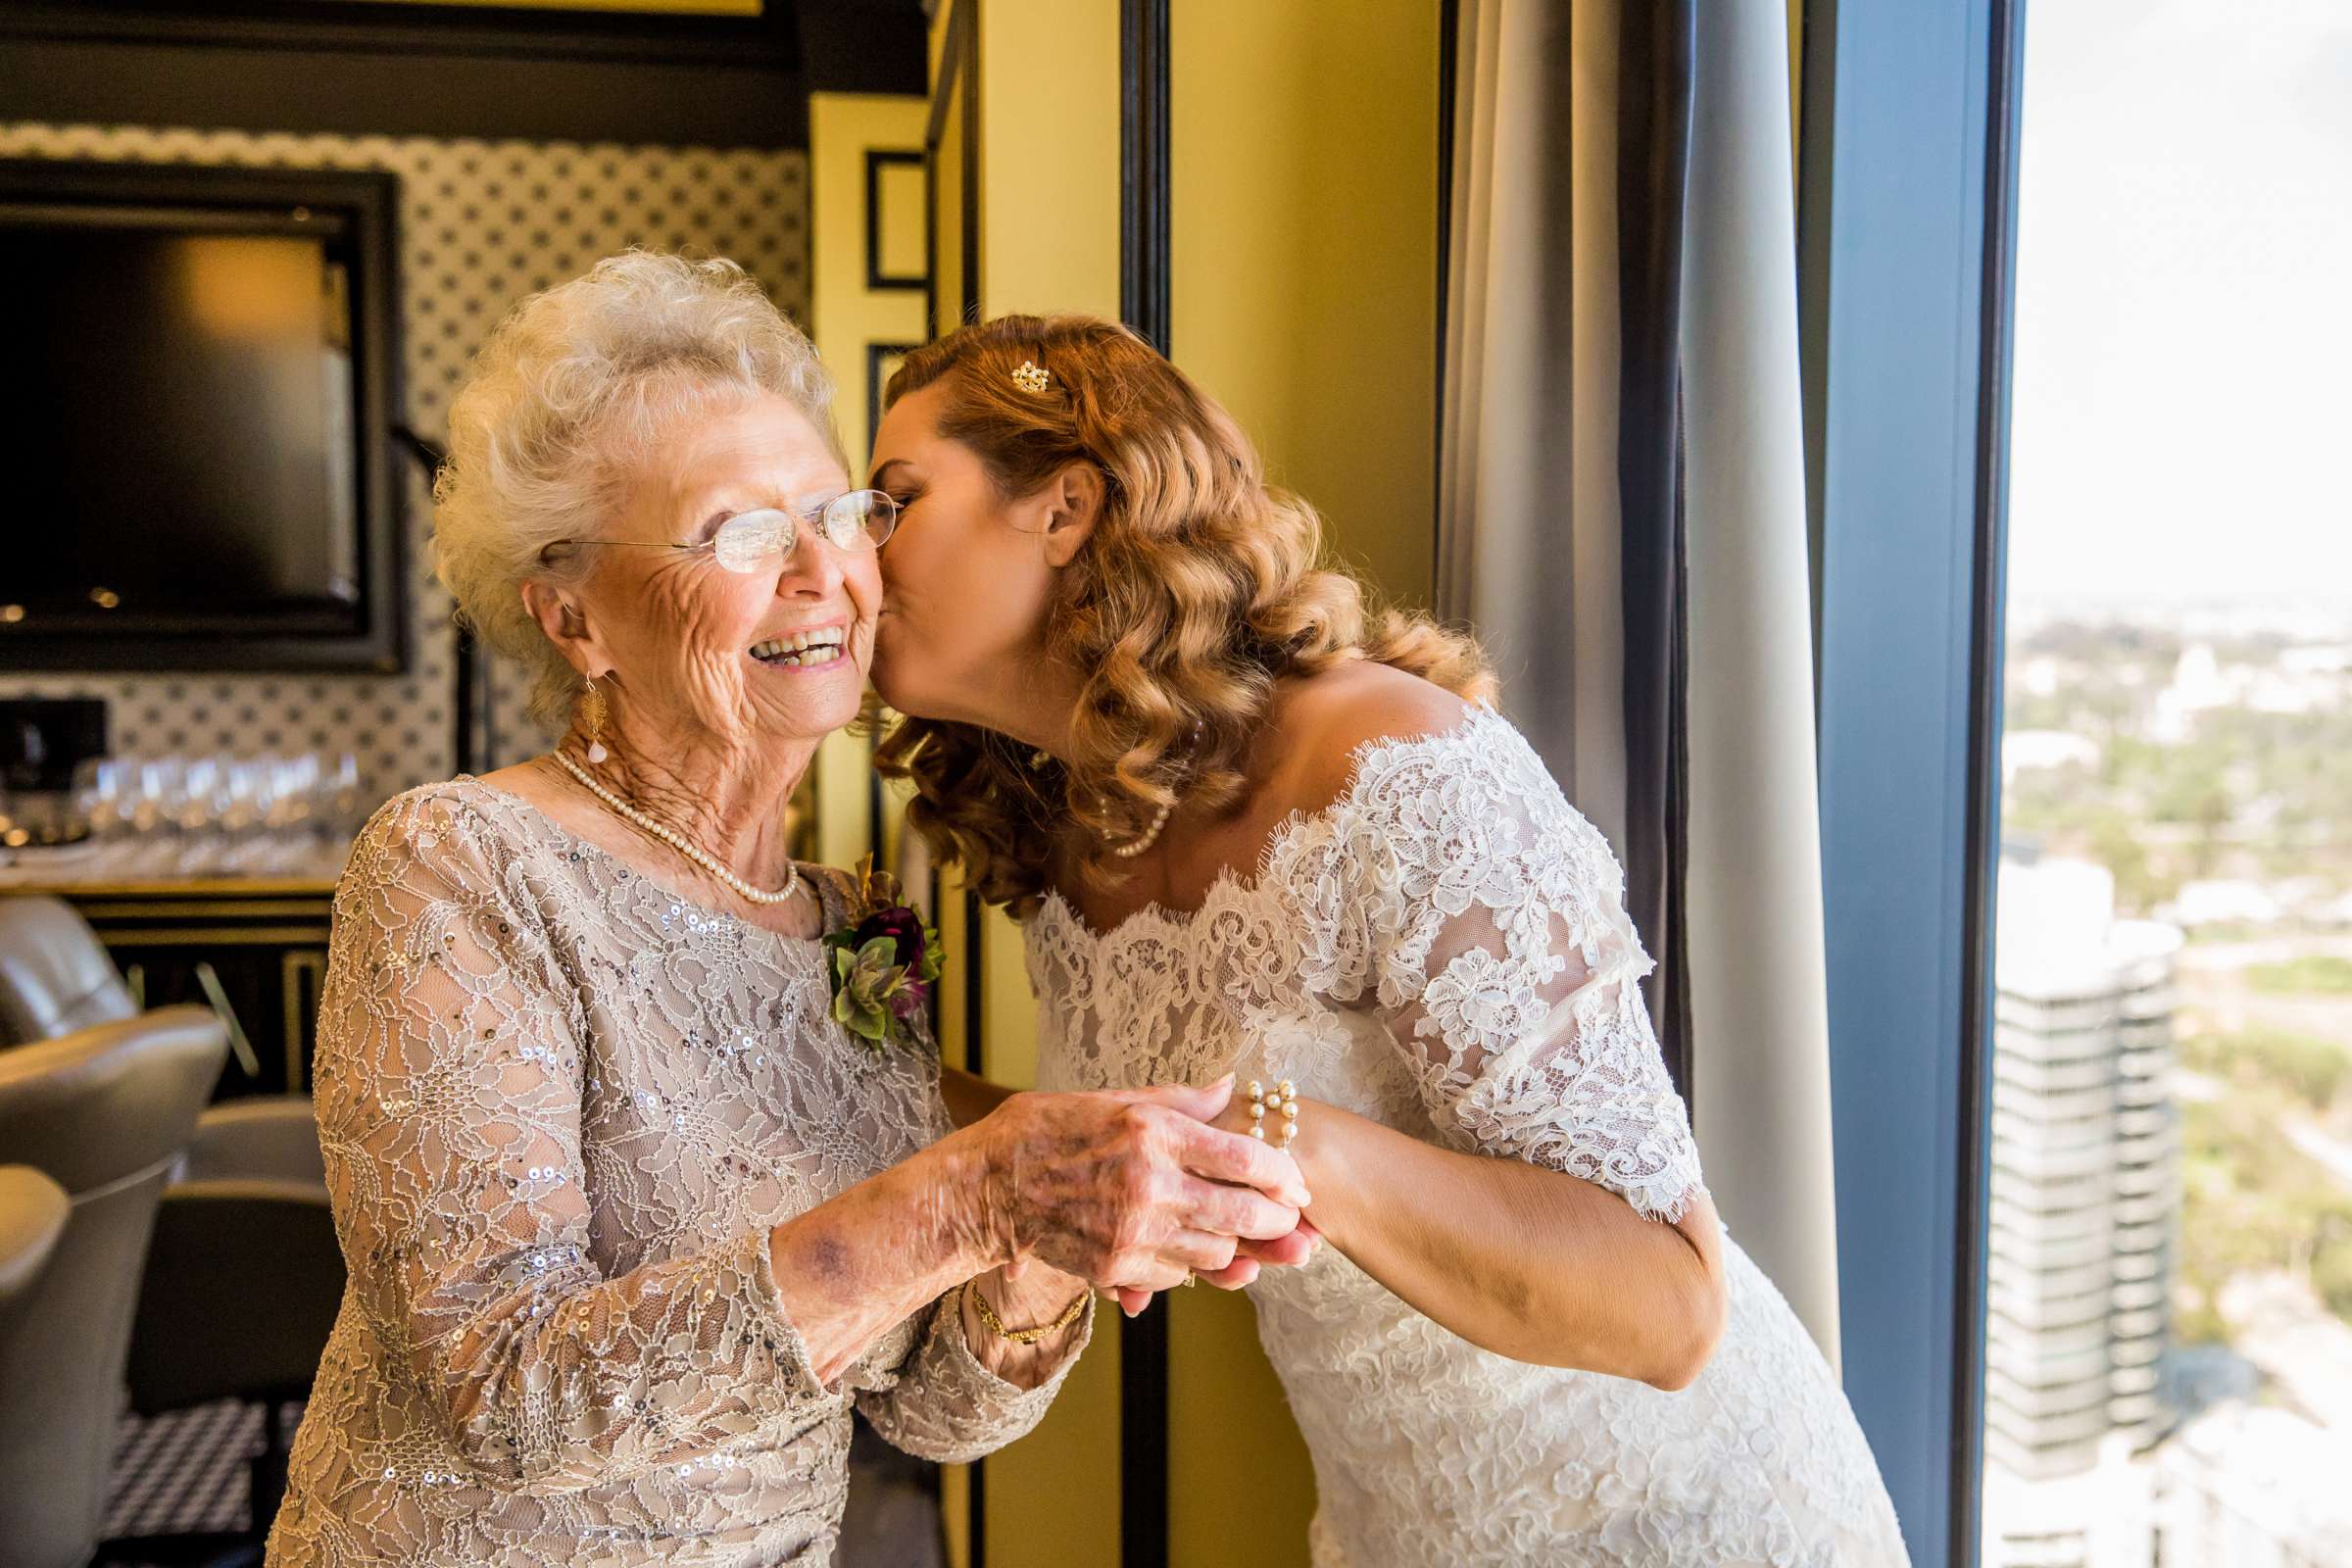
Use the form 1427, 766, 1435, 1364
1799, 0, 2026, 1562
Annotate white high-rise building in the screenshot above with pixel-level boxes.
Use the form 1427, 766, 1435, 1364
2158, 1399, 2352, 1567
1982, 854, 2182, 1567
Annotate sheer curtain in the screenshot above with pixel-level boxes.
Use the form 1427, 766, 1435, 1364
1437, 0, 1840, 1363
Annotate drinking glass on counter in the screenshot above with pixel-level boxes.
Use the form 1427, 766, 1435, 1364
30, 751, 370, 881
70, 757, 132, 843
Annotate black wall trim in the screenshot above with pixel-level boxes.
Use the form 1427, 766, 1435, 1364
957, 10, 980, 334
864, 150, 926, 291
0, 38, 808, 146
920, 14, 985, 1563
0, 0, 798, 67
0, 0, 925, 84
1950, 0, 2025, 1560
867, 341, 923, 452
921, 0, 980, 339
793, 2, 929, 97
1116, 8, 1173, 1563
1119, 0, 1171, 356
0, 2, 928, 148
1434, 0, 1459, 589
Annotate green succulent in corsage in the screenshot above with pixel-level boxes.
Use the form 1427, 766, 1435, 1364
820, 855, 946, 1052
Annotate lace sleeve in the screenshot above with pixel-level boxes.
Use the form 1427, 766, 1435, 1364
854, 1288, 1095, 1463
314, 789, 834, 1494
844, 1002, 1094, 1463
1283, 710, 1707, 1224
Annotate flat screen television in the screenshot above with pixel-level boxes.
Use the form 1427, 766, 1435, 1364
0, 159, 404, 671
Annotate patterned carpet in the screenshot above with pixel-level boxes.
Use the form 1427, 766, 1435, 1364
108, 1399, 291, 1538
101, 1402, 943, 1566
102, 1398, 297, 1564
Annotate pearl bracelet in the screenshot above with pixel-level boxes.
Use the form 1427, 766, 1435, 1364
1247, 1078, 1298, 1149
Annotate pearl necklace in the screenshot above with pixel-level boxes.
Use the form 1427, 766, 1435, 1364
1106, 798, 1174, 859
1039, 731, 1192, 860
551, 751, 803, 907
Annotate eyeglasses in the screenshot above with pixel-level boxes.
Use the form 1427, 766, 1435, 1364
542, 489, 902, 573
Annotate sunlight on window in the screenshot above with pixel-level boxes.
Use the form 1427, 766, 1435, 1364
1984, 3, 2352, 1564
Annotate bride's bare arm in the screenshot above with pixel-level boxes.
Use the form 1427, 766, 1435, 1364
1206, 675, 1728, 1390
1217, 1098, 1725, 1388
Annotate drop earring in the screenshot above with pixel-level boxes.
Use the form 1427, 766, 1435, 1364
581, 674, 611, 764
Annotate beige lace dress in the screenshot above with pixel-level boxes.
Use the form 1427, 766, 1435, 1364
267, 780, 1088, 1567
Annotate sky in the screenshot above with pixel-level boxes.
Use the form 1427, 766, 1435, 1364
2005, 0, 2352, 609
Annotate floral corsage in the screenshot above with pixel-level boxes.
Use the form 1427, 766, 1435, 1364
821, 855, 946, 1052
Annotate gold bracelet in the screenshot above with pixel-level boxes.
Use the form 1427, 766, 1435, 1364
965, 1278, 1088, 1346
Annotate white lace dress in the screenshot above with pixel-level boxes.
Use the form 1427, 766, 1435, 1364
1030, 706, 1910, 1567
269, 782, 1088, 1567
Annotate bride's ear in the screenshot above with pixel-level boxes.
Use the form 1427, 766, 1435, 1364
1038, 463, 1103, 568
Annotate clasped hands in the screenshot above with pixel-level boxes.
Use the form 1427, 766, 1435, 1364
968, 1074, 1319, 1318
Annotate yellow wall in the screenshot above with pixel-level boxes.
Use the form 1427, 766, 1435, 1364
973, 1, 1123, 323
907, 4, 1445, 1561
931, 22, 969, 338
964, 0, 1127, 1546
1171, 0, 1442, 611
1161, 4, 1443, 1560
922, 7, 1128, 1561
808, 93, 928, 465
807, 92, 929, 871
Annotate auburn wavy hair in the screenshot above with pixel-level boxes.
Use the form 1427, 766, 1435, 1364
872, 314, 1494, 916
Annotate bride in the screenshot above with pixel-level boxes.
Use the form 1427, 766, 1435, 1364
861, 315, 1913, 1566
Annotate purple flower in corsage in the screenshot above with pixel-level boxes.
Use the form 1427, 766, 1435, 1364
821, 855, 946, 1052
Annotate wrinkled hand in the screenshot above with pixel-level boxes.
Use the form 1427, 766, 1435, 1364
971, 1075, 1309, 1308
1100, 1215, 1323, 1317
1195, 1084, 1324, 1291
1098, 1081, 1323, 1316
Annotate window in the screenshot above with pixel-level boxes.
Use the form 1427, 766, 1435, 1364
1979, 4, 2352, 1564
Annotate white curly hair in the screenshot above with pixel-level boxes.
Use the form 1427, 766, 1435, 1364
432, 249, 842, 731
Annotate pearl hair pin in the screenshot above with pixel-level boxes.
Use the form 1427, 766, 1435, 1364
552, 750, 802, 907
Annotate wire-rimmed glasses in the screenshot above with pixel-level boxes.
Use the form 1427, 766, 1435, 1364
541, 489, 902, 573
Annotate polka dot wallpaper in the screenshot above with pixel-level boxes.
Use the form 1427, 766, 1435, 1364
0, 121, 810, 811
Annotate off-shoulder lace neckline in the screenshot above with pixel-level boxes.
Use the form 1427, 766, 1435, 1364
1033, 702, 1505, 947
445, 773, 837, 944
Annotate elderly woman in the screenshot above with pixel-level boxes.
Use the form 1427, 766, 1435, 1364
266, 254, 1309, 1567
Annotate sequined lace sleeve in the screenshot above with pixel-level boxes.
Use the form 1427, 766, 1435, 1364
855, 1286, 1094, 1463
1276, 709, 1707, 1224
843, 1001, 1095, 1463
315, 789, 839, 1494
